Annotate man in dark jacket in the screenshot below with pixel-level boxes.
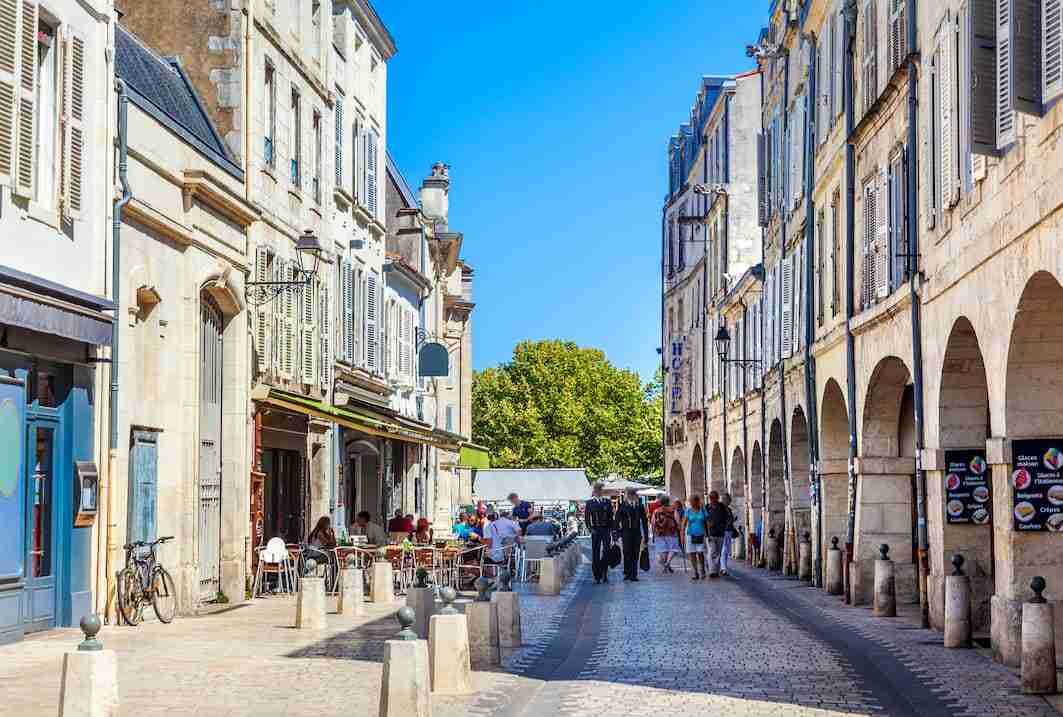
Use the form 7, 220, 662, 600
704, 490, 729, 578
616, 487, 649, 582
585, 482, 615, 583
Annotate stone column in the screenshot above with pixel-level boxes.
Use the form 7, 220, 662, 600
852, 458, 917, 606
428, 588, 472, 695
379, 608, 431, 717
1021, 577, 1058, 695
944, 555, 972, 648
337, 556, 365, 616
372, 549, 395, 604
798, 532, 813, 583
873, 544, 897, 618
826, 537, 844, 595
59, 616, 120, 717
466, 579, 500, 668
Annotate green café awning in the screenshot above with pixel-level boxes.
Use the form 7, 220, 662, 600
458, 444, 491, 469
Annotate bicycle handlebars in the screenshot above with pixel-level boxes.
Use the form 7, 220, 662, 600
122, 536, 174, 550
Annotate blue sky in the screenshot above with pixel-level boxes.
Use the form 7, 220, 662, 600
377, 1, 764, 382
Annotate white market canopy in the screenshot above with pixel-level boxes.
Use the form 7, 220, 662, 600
637, 487, 667, 497
472, 468, 590, 504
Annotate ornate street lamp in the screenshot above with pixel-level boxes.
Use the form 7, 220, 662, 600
715, 324, 761, 368
245, 229, 324, 306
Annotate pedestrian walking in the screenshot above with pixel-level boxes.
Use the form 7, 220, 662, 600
651, 495, 680, 573
616, 487, 649, 582
720, 492, 736, 576
681, 494, 708, 580
586, 481, 616, 584
704, 491, 729, 578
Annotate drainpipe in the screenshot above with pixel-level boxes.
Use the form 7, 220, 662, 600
842, 0, 859, 603
740, 297, 750, 552
802, 33, 823, 588
105, 79, 133, 623
661, 208, 667, 484
719, 191, 729, 501
904, 0, 930, 629
702, 202, 710, 498
759, 68, 769, 566
779, 45, 793, 575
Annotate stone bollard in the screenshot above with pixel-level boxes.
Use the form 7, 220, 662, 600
296, 559, 327, 629
491, 569, 522, 649
873, 545, 897, 618
944, 554, 972, 648
372, 548, 395, 604
428, 588, 472, 695
1022, 577, 1058, 695
539, 556, 561, 595
798, 532, 813, 583
406, 569, 436, 639
826, 537, 844, 595
379, 607, 431, 717
733, 530, 746, 560
58, 615, 119, 717
337, 555, 365, 616
766, 529, 782, 572
466, 577, 500, 667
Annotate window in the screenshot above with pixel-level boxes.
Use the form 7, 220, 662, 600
310, 0, 321, 60
334, 96, 343, 188
352, 116, 361, 200
862, 0, 879, 115
888, 150, 908, 289
831, 190, 841, 317
667, 222, 675, 276
861, 169, 889, 308
290, 88, 301, 187
312, 110, 321, 203
365, 127, 378, 216
888, 0, 908, 75
34, 19, 56, 208
264, 61, 276, 168
816, 208, 825, 325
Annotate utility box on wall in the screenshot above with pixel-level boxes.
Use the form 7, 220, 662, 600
73, 461, 99, 528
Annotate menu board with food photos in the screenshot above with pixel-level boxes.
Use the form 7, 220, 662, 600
1011, 439, 1063, 532
944, 449, 991, 525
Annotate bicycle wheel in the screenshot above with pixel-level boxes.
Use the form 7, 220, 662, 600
116, 567, 142, 626
151, 566, 177, 623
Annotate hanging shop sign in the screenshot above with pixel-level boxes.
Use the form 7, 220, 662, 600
1011, 439, 1063, 532
944, 449, 990, 525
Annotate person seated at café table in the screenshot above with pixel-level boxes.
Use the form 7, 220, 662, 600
525, 512, 556, 537
351, 511, 388, 546
414, 518, 433, 544
387, 509, 414, 534
305, 516, 337, 571
465, 513, 485, 543
453, 512, 471, 539
484, 510, 523, 565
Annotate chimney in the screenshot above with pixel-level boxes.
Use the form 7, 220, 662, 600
419, 161, 450, 232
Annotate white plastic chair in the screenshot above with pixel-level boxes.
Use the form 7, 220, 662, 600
252, 537, 296, 598
520, 537, 551, 581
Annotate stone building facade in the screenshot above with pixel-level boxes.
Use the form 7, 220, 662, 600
662, 0, 1063, 668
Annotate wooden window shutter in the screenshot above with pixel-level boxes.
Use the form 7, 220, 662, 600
971, 0, 1001, 155
0, 0, 17, 188
13, 0, 34, 197
794, 247, 803, 354
366, 272, 379, 373
757, 133, 769, 226
254, 247, 270, 377
1046, 0, 1063, 102
781, 255, 794, 358
334, 99, 343, 188
834, 2, 844, 122
875, 167, 890, 298
283, 261, 296, 378
862, 180, 875, 307
366, 128, 378, 217
61, 30, 85, 219
940, 18, 958, 208
862, 0, 878, 115
889, 0, 907, 74
341, 259, 354, 363
319, 277, 331, 389
300, 277, 317, 384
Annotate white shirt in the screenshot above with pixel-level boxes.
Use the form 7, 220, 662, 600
487, 517, 522, 562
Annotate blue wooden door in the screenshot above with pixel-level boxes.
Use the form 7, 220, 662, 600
127, 431, 158, 544
0, 376, 26, 642
24, 416, 59, 632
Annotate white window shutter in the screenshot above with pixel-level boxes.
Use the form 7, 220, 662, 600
757, 133, 768, 226
889, 0, 907, 74
875, 167, 890, 298
13, 0, 35, 197
1046, 0, 1063, 103
283, 261, 296, 378
782, 256, 794, 358
0, 0, 18, 187
334, 99, 343, 188
366, 128, 378, 218
862, 181, 875, 307
366, 272, 378, 373
998, 0, 1017, 148
301, 278, 317, 384
62, 30, 85, 219
793, 248, 802, 355
834, 2, 844, 121
341, 259, 354, 363
254, 247, 270, 377
940, 19, 957, 208
319, 277, 331, 390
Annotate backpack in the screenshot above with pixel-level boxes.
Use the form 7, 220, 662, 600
653, 509, 677, 536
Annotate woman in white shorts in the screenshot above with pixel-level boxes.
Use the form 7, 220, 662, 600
652, 495, 681, 572
681, 494, 708, 580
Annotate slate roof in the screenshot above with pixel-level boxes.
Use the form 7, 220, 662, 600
472, 469, 590, 503
115, 24, 242, 179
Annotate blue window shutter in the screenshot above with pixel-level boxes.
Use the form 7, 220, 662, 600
127, 431, 158, 543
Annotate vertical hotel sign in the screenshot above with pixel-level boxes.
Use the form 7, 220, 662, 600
670, 341, 682, 414
1011, 439, 1063, 532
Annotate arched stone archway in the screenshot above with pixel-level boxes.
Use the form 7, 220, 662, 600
729, 446, 747, 545
708, 443, 724, 497
767, 420, 786, 546
789, 408, 812, 573
934, 317, 992, 632
687, 444, 703, 500
856, 356, 917, 605
819, 379, 850, 583
668, 460, 686, 502
999, 272, 1063, 654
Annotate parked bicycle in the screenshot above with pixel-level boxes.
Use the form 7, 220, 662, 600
116, 536, 177, 625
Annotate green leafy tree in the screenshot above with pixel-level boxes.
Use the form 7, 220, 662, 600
472, 340, 663, 481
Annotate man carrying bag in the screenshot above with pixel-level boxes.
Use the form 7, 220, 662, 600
585, 482, 616, 584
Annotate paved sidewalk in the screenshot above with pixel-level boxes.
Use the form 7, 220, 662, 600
0, 579, 568, 717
